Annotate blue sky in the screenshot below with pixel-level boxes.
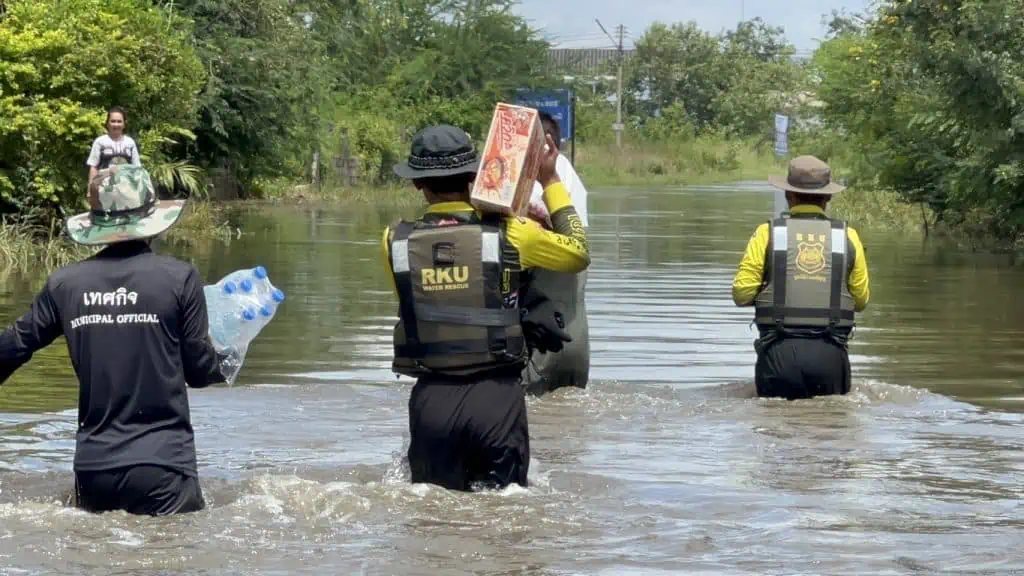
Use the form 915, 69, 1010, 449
512, 0, 874, 53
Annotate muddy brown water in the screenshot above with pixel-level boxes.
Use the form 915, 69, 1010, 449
1, 182, 1022, 575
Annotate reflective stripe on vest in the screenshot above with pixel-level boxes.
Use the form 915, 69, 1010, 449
754, 215, 856, 329
389, 215, 525, 377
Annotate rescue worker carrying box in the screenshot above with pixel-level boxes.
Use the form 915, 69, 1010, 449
382, 124, 590, 492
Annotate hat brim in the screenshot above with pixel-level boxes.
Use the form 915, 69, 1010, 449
768, 175, 847, 196
392, 159, 480, 180
65, 200, 187, 246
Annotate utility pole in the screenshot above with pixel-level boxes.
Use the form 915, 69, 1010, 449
596, 19, 625, 148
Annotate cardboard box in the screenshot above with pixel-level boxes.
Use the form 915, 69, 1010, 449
470, 103, 545, 216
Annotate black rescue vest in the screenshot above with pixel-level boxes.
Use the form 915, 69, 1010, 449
389, 212, 526, 378
754, 213, 856, 339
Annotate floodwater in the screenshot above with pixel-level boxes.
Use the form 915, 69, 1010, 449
1, 182, 1022, 575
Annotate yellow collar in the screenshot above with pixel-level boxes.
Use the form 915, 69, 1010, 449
426, 201, 476, 214
790, 204, 826, 216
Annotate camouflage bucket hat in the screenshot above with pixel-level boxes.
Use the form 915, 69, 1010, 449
66, 164, 186, 246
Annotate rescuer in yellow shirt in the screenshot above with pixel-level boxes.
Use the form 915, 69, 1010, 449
732, 155, 870, 400
381, 124, 590, 491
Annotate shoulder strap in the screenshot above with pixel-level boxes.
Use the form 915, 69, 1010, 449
479, 219, 508, 355
828, 219, 848, 327
845, 224, 856, 275
769, 217, 788, 329
390, 221, 420, 350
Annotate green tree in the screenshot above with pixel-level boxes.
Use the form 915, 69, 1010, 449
0, 0, 204, 220
315, 0, 555, 183
624, 19, 804, 140
821, 8, 870, 39
174, 0, 327, 191
722, 17, 793, 63
714, 19, 804, 137
812, 0, 1024, 242
628, 21, 725, 128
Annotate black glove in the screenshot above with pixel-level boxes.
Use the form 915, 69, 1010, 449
520, 296, 572, 354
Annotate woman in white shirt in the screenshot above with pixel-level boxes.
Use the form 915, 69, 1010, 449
86, 106, 141, 195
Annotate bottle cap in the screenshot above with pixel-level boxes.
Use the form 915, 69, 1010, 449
240, 279, 253, 293
223, 281, 237, 294
253, 266, 268, 280
242, 308, 256, 321
260, 305, 273, 317
271, 289, 285, 303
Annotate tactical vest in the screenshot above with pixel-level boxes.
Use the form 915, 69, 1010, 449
389, 212, 526, 378
754, 214, 856, 334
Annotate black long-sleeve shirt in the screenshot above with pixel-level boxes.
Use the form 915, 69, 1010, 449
0, 240, 225, 476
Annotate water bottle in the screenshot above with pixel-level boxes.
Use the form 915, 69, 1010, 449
245, 286, 282, 336
204, 282, 261, 351
237, 288, 285, 344
249, 266, 273, 298
203, 266, 286, 385
234, 266, 284, 339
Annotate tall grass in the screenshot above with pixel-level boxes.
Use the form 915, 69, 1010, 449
252, 134, 782, 204
574, 135, 783, 187
829, 187, 932, 236
252, 178, 425, 209
0, 201, 234, 275
0, 219, 97, 273
164, 201, 235, 245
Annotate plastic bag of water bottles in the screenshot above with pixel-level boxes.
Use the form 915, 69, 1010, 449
203, 265, 285, 386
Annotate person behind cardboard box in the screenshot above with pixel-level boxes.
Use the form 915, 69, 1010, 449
522, 112, 591, 395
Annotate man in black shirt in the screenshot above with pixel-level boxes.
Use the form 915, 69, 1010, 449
0, 165, 225, 516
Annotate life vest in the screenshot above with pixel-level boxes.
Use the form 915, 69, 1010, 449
754, 213, 856, 336
389, 211, 526, 378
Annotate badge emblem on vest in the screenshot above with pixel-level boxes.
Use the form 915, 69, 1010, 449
795, 233, 827, 277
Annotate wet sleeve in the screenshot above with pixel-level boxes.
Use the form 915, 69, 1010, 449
847, 226, 870, 311
180, 267, 226, 388
505, 181, 591, 273
732, 223, 769, 306
381, 225, 396, 296
0, 280, 63, 385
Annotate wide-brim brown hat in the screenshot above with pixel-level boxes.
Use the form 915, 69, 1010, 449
769, 155, 846, 195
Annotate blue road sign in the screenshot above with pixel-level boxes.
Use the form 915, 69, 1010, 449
513, 89, 575, 144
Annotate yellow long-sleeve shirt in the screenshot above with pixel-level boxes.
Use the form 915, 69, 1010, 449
732, 205, 870, 312
381, 181, 590, 295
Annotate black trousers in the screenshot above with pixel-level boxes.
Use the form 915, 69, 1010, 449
408, 371, 529, 492
755, 337, 851, 400
74, 465, 206, 516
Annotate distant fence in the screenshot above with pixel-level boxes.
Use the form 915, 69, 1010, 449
548, 47, 812, 74
548, 48, 635, 74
